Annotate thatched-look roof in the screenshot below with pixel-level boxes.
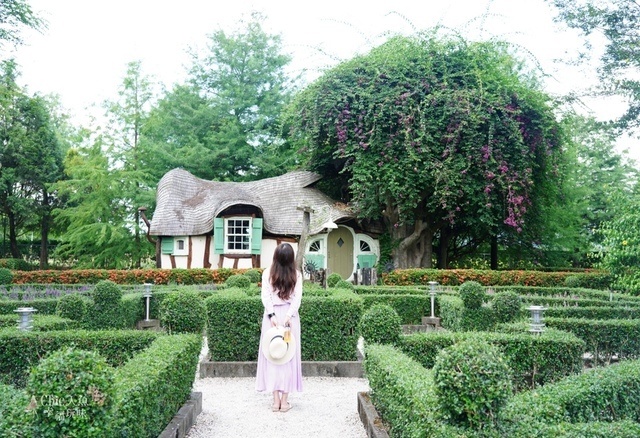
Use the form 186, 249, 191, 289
149, 168, 353, 236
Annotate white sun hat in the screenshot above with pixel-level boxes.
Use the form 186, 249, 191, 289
262, 326, 296, 364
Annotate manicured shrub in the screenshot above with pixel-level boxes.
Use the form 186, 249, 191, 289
564, 275, 582, 288
159, 291, 206, 334
89, 280, 124, 329
224, 274, 251, 289
358, 304, 402, 346
26, 348, 114, 437
56, 293, 88, 321
242, 268, 262, 283
492, 290, 523, 323
327, 272, 342, 287
433, 339, 512, 429
335, 279, 354, 290
0, 258, 31, 271
0, 268, 13, 285
458, 280, 485, 309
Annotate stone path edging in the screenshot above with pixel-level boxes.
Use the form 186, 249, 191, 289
357, 391, 390, 438
158, 392, 202, 438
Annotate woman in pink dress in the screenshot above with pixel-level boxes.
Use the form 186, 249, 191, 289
256, 243, 303, 412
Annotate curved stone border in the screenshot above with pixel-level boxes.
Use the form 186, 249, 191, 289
357, 391, 390, 438
199, 360, 363, 378
158, 392, 202, 438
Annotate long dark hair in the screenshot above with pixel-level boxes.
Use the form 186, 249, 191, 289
269, 243, 297, 300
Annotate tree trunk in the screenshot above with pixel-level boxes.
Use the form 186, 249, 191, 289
8, 212, 20, 259
40, 187, 49, 269
437, 227, 451, 269
393, 219, 432, 268
491, 234, 498, 270
134, 208, 141, 268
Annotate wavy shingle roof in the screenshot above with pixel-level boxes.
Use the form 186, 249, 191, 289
150, 168, 353, 237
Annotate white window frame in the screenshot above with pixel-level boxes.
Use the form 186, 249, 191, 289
224, 217, 252, 254
174, 237, 188, 256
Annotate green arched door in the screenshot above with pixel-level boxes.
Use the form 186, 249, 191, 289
327, 226, 354, 280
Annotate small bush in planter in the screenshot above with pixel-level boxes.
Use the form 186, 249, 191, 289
334, 279, 354, 290
225, 274, 251, 289
433, 338, 512, 430
327, 273, 342, 288
56, 293, 88, 321
358, 304, 402, 345
26, 348, 114, 437
458, 281, 485, 310
0, 268, 13, 285
159, 291, 206, 334
492, 290, 522, 323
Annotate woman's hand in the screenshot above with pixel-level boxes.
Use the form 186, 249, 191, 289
284, 316, 291, 328
270, 315, 278, 327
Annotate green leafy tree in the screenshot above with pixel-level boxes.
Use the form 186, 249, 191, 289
102, 60, 157, 267
146, 12, 295, 181
286, 34, 563, 268
547, 0, 640, 132
598, 189, 640, 293
0, 60, 62, 266
0, 0, 44, 52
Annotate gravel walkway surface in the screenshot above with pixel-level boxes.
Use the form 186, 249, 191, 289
186, 376, 371, 438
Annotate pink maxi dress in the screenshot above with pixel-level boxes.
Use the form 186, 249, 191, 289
255, 268, 303, 393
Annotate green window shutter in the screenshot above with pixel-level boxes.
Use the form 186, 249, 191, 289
213, 218, 224, 254
161, 237, 174, 255
357, 254, 377, 268
251, 218, 263, 254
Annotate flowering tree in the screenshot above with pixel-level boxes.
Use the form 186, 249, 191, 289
285, 34, 563, 268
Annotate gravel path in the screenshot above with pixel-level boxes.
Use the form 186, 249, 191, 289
186, 376, 371, 438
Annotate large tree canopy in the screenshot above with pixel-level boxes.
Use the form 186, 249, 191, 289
547, 0, 640, 132
285, 35, 564, 268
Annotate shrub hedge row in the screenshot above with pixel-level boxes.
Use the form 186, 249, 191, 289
363, 343, 446, 437
0, 314, 79, 331
399, 329, 584, 391
382, 269, 611, 289
205, 288, 363, 361
545, 317, 640, 364
111, 333, 202, 437
0, 333, 202, 438
499, 358, 640, 432
11, 268, 242, 285
0, 329, 159, 387
544, 306, 640, 319
361, 294, 431, 324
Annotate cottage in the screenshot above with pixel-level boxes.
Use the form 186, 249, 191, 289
145, 168, 381, 281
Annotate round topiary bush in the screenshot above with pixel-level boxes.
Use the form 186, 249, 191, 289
327, 273, 342, 288
225, 274, 251, 289
564, 275, 582, 288
56, 293, 88, 322
492, 290, 522, 323
433, 339, 512, 430
26, 347, 114, 437
0, 267, 13, 285
90, 280, 123, 329
358, 304, 402, 346
458, 281, 485, 310
243, 268, 262, 284
159, 291, 206, 334
334, 279, 354, 290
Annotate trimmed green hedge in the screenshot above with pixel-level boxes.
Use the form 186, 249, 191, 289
0, 314, 79, 331
361, 294, 431, 324
364, 343, 446, 437
545, 306, 640, 319
111, 333, 202, 438
399, 329, 584, 391
0, 329, 159, 387
205, 288, 363, 361
0, 298, 59, 315
499, 358, 640, 431
381, 269, 611, 289
436, 294, 494, 332
546, 317, 640, 364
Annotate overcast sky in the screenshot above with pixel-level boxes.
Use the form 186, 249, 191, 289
7, 0, 636, 159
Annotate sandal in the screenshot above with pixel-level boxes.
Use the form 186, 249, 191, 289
271, 404, 280, 412
280, 402, 292, 413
